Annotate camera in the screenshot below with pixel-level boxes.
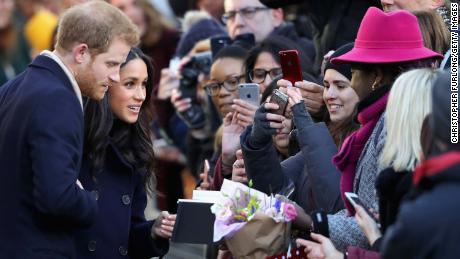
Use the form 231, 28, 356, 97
178, 51, 212, 129
179, 51, 212, 100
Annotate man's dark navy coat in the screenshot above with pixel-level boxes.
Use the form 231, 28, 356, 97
0, 55, 97, 258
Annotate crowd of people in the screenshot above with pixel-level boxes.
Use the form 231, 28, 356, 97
0, 0, 458, 258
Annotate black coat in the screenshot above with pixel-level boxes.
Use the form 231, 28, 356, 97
381, 159, 460, 258
76, 142, 169, 259
0, 55, 97, 258
305, 0, 380, 72
375, 167, 412, 233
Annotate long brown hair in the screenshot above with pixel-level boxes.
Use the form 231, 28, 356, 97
84, 48, 156, 194
135, 0, 173, 47
414, 10, 450, 55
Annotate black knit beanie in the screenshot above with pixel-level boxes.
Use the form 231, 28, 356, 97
324, 43, 354, 81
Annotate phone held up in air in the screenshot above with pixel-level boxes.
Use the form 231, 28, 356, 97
345, 192, 379, 223
269, 89, 288, 116
238, 83, 260, 106
279, 50, 303, 86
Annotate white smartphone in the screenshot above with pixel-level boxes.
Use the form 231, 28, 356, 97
238, 83, 260, 106
344, 192, 379, 222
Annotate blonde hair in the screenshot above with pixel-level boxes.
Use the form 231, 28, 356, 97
380, 68, 438, 172
56, 1, 139, 54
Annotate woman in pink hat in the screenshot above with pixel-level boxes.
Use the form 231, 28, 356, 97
294, 6, 443, 254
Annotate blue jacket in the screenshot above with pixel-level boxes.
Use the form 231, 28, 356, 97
76, 142, 169, 259
0, 55, 98, 258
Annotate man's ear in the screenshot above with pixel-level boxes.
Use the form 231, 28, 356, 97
431, 0, 445, 9
271, 8, 284, 27
73, 43, 89, 64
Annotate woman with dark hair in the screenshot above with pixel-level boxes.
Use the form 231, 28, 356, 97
194, 44, 256, 191
241, 43, 359, 216
243, 36, 323, 118
244, 36, 315, 92
76, 48, 175, 259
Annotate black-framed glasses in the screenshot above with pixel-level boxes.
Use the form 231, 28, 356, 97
221, 6, 270, 24
249, 67, 282, 84
204, 75, 244, 96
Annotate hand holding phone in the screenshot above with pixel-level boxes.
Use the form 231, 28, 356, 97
345, 192, 379, 222
279, 50, 303, 86
269, 89, 288, 116
238, 83, 260, 106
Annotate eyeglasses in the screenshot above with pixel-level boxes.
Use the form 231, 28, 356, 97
221, 6, 270, 24
249, 67, 282, 84
204, 75, 244, 96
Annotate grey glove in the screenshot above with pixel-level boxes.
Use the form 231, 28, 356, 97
249, 104, 277, 148
292, 100, 314, 131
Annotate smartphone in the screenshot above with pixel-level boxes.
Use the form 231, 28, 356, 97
279, 50, 303, 85
269, 89, 288, 116
211, 36, 232, 58
238, 83, 260, 106
345, 192, 379, 222
168, 57, 181, 75
311, 210, 329, 238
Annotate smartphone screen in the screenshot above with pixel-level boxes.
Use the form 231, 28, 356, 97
279, 50, 303, 85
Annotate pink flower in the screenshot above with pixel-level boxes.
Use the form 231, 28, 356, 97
211, 197, 235, 224
282, 203, 297, 222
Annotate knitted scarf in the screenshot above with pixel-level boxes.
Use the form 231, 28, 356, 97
333, 92, 389, 214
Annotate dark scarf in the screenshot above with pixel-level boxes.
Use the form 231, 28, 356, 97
333, 86, 390, 214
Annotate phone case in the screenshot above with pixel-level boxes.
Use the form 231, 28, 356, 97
238, 83, 260, 106
269, 89, 288, 115
345, 192, 379, 222
279, 50, 303, 85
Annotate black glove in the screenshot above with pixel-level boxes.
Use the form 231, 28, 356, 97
291, 101, 314, 131
177, 104, 206, 129
249, 104, 277, 148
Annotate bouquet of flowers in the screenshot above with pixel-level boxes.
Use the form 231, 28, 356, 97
211, 179, 297, 259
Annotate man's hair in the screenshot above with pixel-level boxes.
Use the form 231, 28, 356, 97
55, 1, 139, 54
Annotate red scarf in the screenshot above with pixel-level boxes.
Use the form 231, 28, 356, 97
413, 152, 460, 185
333, 92, 389, 214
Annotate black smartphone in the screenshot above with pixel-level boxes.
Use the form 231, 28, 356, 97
311, 210, 329, 238
211, 36, 232, 59
279, 50, 303, 85
269, 89, 288, 116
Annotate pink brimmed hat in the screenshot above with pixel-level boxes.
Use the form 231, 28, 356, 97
331, 7, 443, 64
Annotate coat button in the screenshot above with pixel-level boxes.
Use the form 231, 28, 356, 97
118, 246, 128, 256
91, 190, 99, 201
88, 240, 96, 252
121, 194, 131, 205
